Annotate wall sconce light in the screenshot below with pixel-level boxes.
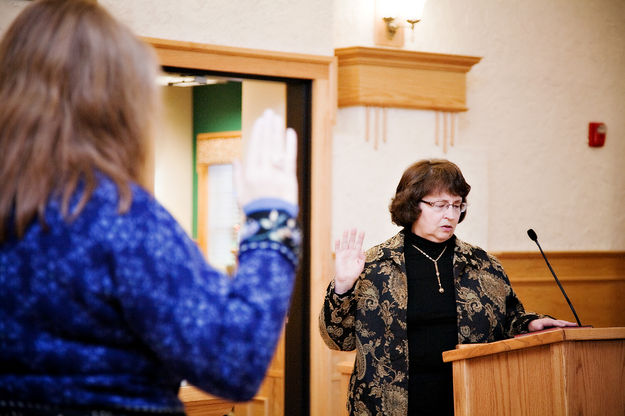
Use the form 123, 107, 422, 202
375, 0, 427, 47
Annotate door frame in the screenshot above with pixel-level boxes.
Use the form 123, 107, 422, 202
145, 37, 336, 416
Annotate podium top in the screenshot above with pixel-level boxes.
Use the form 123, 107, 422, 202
442, 327, 625, 363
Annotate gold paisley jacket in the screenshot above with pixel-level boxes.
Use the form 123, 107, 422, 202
319, 232, 543, 416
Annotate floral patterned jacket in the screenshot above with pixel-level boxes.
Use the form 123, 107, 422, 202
319, 232, 542, 416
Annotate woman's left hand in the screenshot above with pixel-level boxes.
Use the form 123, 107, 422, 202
528, 318, 578, 332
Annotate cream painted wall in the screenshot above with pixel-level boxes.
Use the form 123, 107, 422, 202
333, 108, 490, 250
241, 80, 287, 160
98, 0, 334, 56
154, 86, 194, 236
2, 0, 622, 252
333, 0, 625, 252
1, 1, 333, 55
0, 1, 24, 29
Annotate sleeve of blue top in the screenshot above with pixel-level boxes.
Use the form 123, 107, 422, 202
242, 197, 298, 218
110, 196, 301, 401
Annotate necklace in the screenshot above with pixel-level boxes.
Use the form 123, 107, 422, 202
412, 244, 447, 294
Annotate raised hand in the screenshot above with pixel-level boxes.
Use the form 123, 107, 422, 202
235, 109, 298, 207
334, 229, 366, 295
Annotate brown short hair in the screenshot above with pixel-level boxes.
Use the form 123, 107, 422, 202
389, 159, 471, 228
0, 0, 159, 242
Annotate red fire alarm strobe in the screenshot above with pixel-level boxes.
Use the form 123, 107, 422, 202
588, 122, 606, 147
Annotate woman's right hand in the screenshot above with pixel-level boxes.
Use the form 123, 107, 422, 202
333, 229, 366, 295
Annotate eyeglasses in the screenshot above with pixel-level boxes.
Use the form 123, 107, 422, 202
420, 200, 467, 214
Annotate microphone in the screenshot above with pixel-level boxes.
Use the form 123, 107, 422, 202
527, 229, 582, 327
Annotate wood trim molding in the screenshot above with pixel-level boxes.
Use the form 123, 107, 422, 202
197, 130, 242, 141
442, 327, 625, 362
145, 37, 336, 416
309, 78, 336, 416
335, 46, 481, 111
493, 251, 625, 283
196, 132, 242, 165
336, 47, 482, 72
144, 37, 334, 80
495, 251, 625, 329
196, 165, 208, 256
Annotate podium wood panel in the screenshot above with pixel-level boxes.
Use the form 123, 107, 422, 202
443, 328, 625, 416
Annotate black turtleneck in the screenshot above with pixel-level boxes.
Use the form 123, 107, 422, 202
403, 229, 457, 416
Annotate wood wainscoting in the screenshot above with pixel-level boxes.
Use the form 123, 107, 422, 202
495, 251, 625, 328
331, 251, 625, 416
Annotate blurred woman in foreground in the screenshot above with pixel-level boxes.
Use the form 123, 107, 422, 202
0, 0, 300, 414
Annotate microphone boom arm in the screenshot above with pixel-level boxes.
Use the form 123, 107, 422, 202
532, 238, 582, 327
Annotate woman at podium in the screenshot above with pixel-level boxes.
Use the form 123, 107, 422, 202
319, 159, 576, 416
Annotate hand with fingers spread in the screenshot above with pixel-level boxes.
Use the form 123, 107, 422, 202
235, 109, 298, 207
334, 229, 366, 295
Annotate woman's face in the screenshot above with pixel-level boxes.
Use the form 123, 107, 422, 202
411, 190, 463, 243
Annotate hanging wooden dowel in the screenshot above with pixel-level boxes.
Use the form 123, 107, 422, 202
382, 107, 387, 143
365, 106, 370, 143
450, 113, 455, 147
443, 112, 448, 154
374, 107, 380, 150
435, 111, 440, 146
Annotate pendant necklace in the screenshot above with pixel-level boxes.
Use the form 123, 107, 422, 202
412, 244, 447, 294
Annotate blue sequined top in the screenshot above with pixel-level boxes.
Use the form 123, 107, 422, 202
0, 176, 300, 413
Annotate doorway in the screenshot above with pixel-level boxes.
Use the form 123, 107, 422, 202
154, 66, 311, 416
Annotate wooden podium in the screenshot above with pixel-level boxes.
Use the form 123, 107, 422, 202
442, 327, 625, 416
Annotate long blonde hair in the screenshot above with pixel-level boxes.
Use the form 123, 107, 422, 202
0, 0, 159, 242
